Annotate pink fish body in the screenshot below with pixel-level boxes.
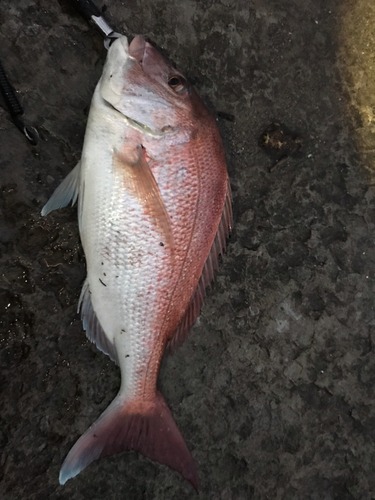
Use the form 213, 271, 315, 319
42, 35, 232, 488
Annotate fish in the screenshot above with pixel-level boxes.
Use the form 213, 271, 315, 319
41, 34, 232, 489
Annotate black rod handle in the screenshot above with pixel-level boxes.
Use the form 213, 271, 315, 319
71, 0, 101, 22
0, 60, 23, 117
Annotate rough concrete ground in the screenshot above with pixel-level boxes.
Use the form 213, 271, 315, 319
1, 0, 375, 499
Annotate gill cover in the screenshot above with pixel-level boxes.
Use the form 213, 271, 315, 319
99, 36, 189, 132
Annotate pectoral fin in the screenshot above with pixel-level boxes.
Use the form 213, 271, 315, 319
113, 146, 174, 255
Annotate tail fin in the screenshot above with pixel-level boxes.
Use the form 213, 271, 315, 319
59, 391, 198, 489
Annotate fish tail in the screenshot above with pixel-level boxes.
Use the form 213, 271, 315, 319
59, 391, 198, 489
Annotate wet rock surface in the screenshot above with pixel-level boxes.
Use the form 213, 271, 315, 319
1, 1, 375, 499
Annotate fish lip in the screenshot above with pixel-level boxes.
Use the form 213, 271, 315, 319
128, 36, 147, 66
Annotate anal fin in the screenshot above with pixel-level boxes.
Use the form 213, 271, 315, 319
78, 279, 118, 364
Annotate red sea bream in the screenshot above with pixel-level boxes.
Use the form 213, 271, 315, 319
42, 35, 232, 488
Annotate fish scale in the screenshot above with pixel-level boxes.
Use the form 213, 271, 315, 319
42, 35, 231, 489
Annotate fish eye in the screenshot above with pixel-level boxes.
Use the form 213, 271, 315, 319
168, 75, 188, 94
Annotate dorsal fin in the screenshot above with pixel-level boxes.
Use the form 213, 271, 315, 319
78, 280, 119, 364
167, 178, 232, 352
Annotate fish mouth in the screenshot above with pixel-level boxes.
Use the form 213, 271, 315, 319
102, 36, 174, 138
128, 36, 147, 65
121, 110, 165, 137
123, 114, 173, 137
103, 98, 172, 138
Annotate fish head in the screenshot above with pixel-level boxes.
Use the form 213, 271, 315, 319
100, 35, 208, 137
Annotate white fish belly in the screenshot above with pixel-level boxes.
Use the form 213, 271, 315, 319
78, 97, 173, 399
